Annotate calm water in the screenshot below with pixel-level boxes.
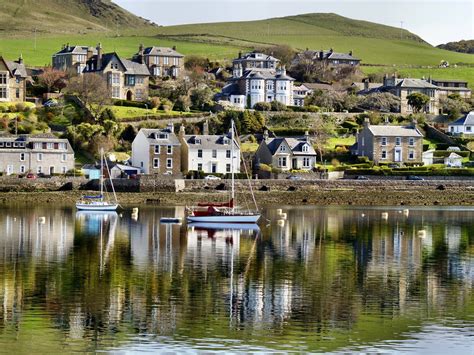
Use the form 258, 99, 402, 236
0, 205, 473, 353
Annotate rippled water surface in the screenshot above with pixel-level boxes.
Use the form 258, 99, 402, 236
0, 205, 473, 353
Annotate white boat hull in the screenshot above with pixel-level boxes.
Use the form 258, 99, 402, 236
188, 222, 260, 231
186, 214, 260, 223
76, 203, 118, 211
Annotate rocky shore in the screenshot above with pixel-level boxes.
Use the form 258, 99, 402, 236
1, 183, 473, 207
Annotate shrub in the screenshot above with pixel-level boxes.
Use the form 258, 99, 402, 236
258, 163, 272, 172
270, 100, 287, 112
149, 97, 161, 109
114, 100, 148, 109
160, 98, 174, 112
253, 102, 271, 111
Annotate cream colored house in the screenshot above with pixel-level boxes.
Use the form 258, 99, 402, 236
0, 56, 28, 103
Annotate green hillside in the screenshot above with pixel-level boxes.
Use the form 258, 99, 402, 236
0, 0, 154, 36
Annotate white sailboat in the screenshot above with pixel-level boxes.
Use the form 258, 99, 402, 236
186, 120, 260, 224
76, 148, 119, 211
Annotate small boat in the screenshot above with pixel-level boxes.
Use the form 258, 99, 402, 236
186, 120, 260, 224
160, 217, 182, 224
188, 222, 260, 232
76, 148, 119, 211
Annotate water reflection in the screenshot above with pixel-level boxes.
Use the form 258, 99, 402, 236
0, 205, 472, 352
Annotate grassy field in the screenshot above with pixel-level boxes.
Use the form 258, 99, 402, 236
325, 136, 356, 150
107, 105, 197, 120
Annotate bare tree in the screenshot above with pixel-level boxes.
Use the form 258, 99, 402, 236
310, 116, 336, 165
39, 66, 67, 93
65, 73, 111, 121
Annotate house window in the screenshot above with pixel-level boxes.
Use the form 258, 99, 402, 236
381, 150, 387, 160
409, 150, 415, 160
61, 166, 67, 174
303, 157, 310, 167
20, 153, 25, 161
61, 153, 67, 162
197, 163, 202, 171
226, 163, 231, 172
163, 57, 169, 65
226, 150, 231, 158
278, 157, 287, 167
361, 137, 365, 146
153, 158, 159, 168
153, 67, 161, 76
47, 143, 54, 149
111, 86, 120, 99
126, 75, 136, 86
167, 145, 173, 154
37, 153, 43, 161
110, 73, 120, 85
381, 137, 387, 146
37, 166, 42, 174
212, 150, 217, 158
279, 145, 285, 152
20, 165, 25, 174
197, 149, 203, 158
173, 57, 179, 66
211, 163, 217, 173
136, 77, 144, 84
154, 145, 160, 154
15, 88, 20, 99
5, 142, 11, 147
302, 144, 309, 152
0, 88, 7, 99
409, 137, 415, 146
166, 158, 172, 169
395, 137, 401, 146
467, 126, 472, 132
0, 73, 7, 85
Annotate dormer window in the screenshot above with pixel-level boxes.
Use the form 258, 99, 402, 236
195, 138, 201, 144
302, 144, 309, 152
156, 133, 168, 139
223, 138, 230, 145
279, 145, 285, 152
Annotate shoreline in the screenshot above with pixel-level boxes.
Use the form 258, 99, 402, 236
1, 188, 473, 207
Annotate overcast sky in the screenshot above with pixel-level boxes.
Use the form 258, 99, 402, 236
114, 0, 473, 45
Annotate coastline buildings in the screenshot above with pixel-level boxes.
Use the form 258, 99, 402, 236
133, 45, 185, 80
131, 124, 181, 175
353, 118, 423, 164
0, 56, 28, 103
52, 44, 97, 74
254, 131, 317, 171
220, 52, 295, 109
0, 134, 74, 175
292, 49, 361, 68
178, 122, 241, 174
448, 111, 474, 135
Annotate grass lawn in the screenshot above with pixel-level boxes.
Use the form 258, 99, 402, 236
241, 142, 259, 153
106, 106, 197, 120
325, 136, 356, 150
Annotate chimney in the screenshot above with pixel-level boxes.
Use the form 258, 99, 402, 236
263, 129, 269, 141
238, 51, 242, 59
363, 117, 370, 128
167, 122, 174, 132
319, 50, 324, 60
87, 46, 94, 60
18, 54, 23, 65
410, 118, 417, 128
66, 43, 70, 50
179, 124, 185, 139
96, 43, 103, 69
203, 120, 209, 135
383, 73, 388, 86
349, 50, 353, 56
329, 48, 334, 53
172, 45, 177, 51
384, 116, 390, 124
304, 130, 310, 142
363, 78, 369, 91
138, 43, 144, 64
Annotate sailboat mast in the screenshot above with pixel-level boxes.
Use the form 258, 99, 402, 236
100, 147, 104, 202
231, 120, 235, 211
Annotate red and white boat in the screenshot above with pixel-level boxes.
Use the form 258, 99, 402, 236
186, 120, 260, 224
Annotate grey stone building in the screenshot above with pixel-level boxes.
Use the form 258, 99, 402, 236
353, 118, 423, 164
52, 44, 97, 74
0, 134, 75, 175
133, 45, 185, 80
0, 55, 28, 103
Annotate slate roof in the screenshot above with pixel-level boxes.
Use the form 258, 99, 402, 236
140, 128, 180, 146
83, 52, 149, 76
265, 137, 316, 156
121, 58, 151, 76
296, 50, 360, 62
367, 124, 423, 137
394, 78, 438, 89
54, 45, 97, 56
0, 134, 74, 153
184, 134, 239, 150
449, 111, 474, 126
2, 58, 28, 78
143, 47, 184, 57
235, 52, 279, 63
240, 68, 295, 81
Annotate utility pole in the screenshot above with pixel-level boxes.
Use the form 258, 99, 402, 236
400, 21, 404, 41
34, 28, 37, 51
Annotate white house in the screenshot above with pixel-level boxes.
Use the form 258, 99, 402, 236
254, 131, 317, 171
422, 149, 435, 166
444, 152, 463, 167
220, 52, 295, 109
178, 123, 240, 174
131, 124, 181, 175
448, 111, 474, 135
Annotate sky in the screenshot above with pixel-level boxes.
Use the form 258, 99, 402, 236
113, 0, 473, 45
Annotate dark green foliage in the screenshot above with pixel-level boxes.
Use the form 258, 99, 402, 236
114, 100, 148, 109
270, 100, 287, 112
120, 125, 137, 142
253, 102, 271, 111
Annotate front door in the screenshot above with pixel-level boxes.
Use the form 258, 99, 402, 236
211, 163, 217, 173
49, 166, 55, 175
394, 149, 402, 162
292, 158, 297, 170
6, 165, 13, 175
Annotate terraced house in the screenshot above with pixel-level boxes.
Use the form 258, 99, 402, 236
0, 134, 74, 176
131, 125, 181, 175
0, 55, 28, 102
354, 118, 423, 164
133, 44, 184, 80
82, 44, 150, 101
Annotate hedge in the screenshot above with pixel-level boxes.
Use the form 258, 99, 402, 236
114, 100, 149, 109
433, 150, 470, 158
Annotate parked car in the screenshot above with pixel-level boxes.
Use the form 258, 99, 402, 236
204, 175, 221, 180
286, 175, 302, 181
43, 99, 59, 107
407, 175, 424, 181
26, 173, 37, 179
356, 175, 369, 180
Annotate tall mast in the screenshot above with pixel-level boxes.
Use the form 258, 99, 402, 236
231, 119, 235, 211
100, 147, 104, 201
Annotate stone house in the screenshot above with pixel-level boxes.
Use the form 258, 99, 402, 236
293, 49, 360, 67
82, 44, 150, 101
178, 121, 240, 174
0, 133, 74, 175
354, 118, 423, 164
431, 79, 471, 100
232, 51, 279, 71
0, 56, 28, 103
448, 111, 474, 135
133, 44, 184, 80
131, 124, 181, 175
254, 131, 317, 171
52, 44, 97, 74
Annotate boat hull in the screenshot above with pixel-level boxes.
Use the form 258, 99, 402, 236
76, 203, 118, 211
188, 222, 260, 231
186, 214, 260, 223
